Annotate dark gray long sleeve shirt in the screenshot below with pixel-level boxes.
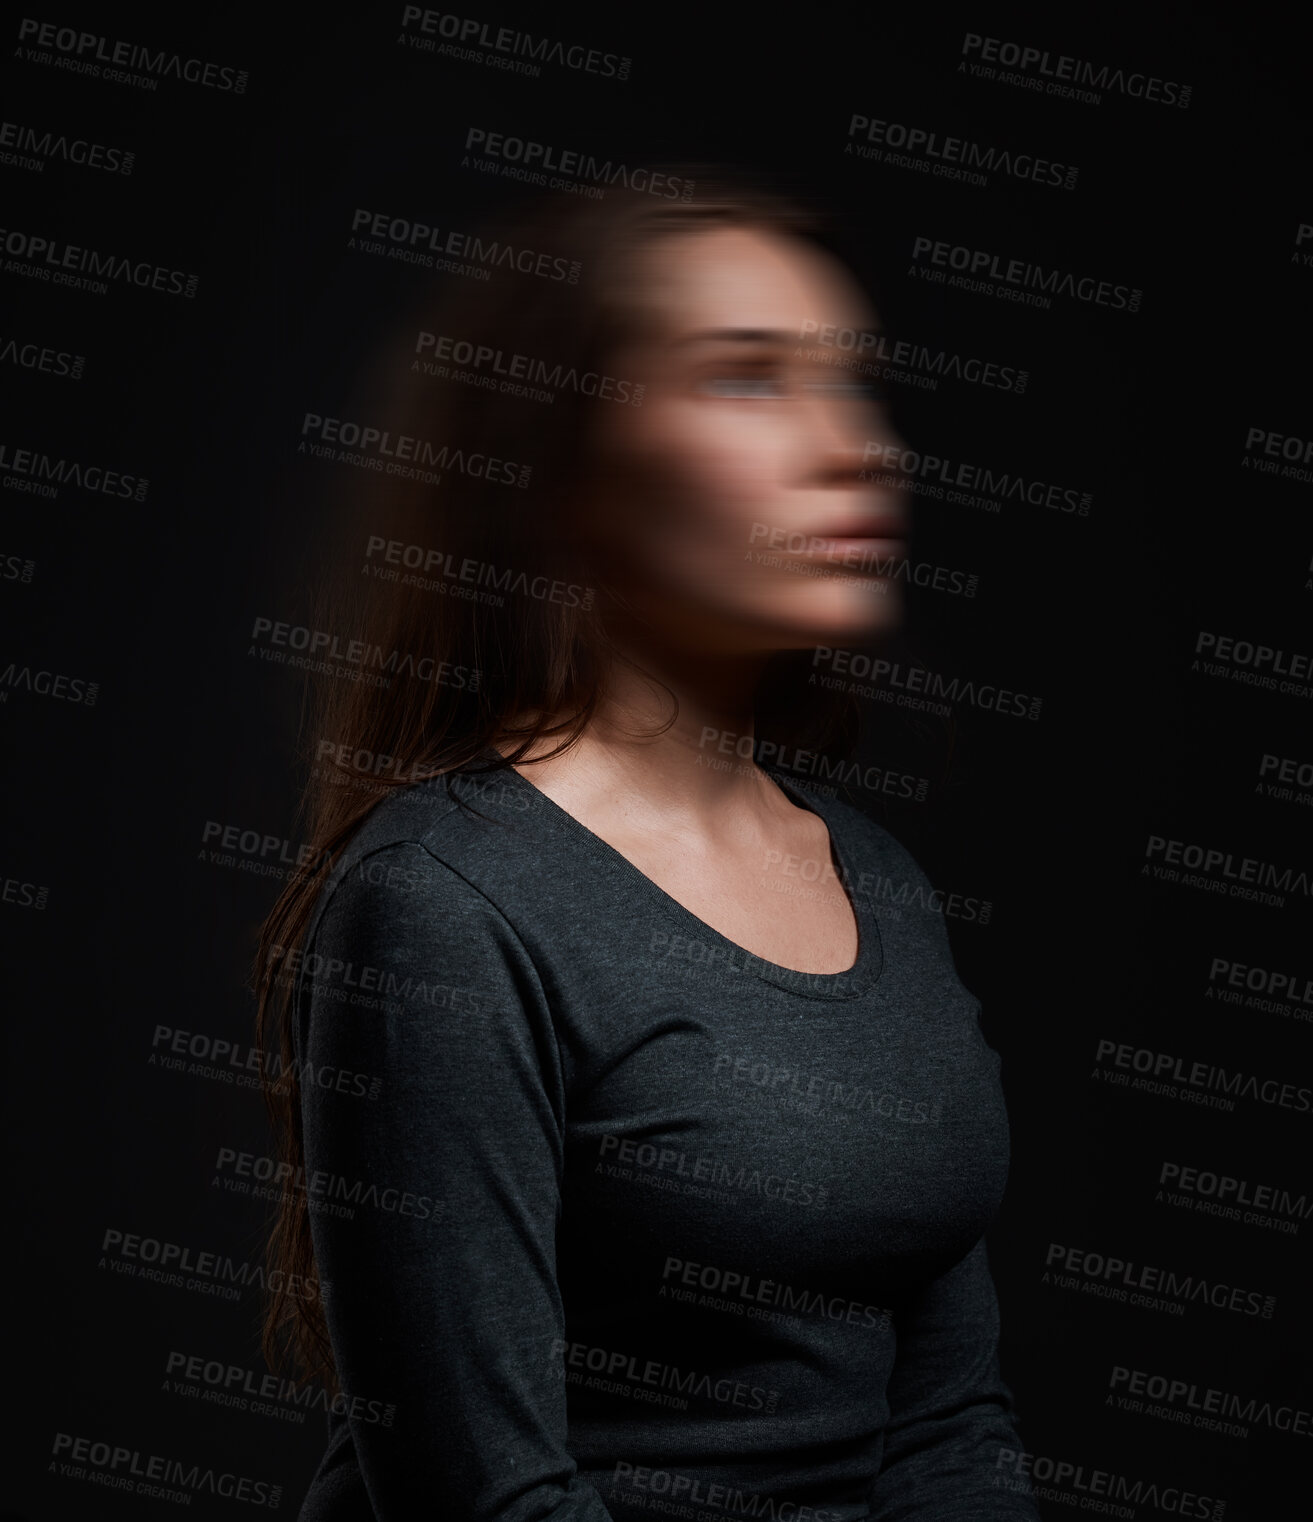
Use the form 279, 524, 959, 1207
289, 756, 1041, 1521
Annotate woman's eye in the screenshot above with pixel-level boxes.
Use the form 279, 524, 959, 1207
698, 373, 789, 398
696, 373, 888, 401
803, 377, 887, 402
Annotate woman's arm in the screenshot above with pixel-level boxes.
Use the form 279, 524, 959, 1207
864, 1234, 1041, 1521
295, 837, 616, 1521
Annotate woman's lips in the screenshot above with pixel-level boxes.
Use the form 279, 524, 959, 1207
787, 533, 909, 562
803, 534, 907, 554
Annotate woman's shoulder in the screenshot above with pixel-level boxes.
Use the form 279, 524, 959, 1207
303, 767, 545, 944
288, 775, 561, 1055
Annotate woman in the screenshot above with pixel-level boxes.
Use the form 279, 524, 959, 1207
253, 166, 1041, 1521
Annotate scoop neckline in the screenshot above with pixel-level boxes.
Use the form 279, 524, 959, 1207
461, 754, 882, 1001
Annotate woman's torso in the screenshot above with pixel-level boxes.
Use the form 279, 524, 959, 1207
293, 759, 1013, 1520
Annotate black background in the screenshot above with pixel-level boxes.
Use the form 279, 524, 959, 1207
5, 3, 1312, 1517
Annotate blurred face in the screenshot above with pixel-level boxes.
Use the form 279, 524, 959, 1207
578, 222, 911, 654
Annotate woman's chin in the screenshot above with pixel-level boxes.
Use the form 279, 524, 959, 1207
760, 578, 905, 646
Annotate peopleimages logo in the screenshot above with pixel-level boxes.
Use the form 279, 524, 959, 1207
0, 661, 99, 705
99, 1226, 321, 1303
846, 114, 1078, 190
463, 127, 694, 199
1143, 831, 1313, 908
0, 439, 148, 500
549, 1336, 780, 1413
1043, 1241, 1276, 1318
1243, 425, 1313, 482
597, 1133, 830, 1210
1193, 630, 1313, 700
994, 1448, 1223, 1520
164, 1348, 397, 1428
248, 613, 480, 694
414, 330, 642, 403
1108, 1364, 1313, 1439
713, 1049, 944, 1126
15, 19, 250, 92
606, 1463, 849, 1522
809, 646, 1043, 723
1159, 1160, 1313, 1234
0, 118, 135, 174
797, 321, 1027, 395
50, 1432, 279, 1507
349, 207, 577, 281
399, 7, 631, 79
0, 226, 199, 298
659, 1255, 893, 1331
212, 1145, 442, 1222
910, 235, 1140, 312
364, 534, 596, 610
861, 437, 1091, 515
1207, 953, 1313, 1018
150, 1022, 381, 1101
701, 728, 933, 801
1093, 1037, 1313, 1115
298, 412, 531, 488
959, 32, 1191, 109
0, 334, 86, 378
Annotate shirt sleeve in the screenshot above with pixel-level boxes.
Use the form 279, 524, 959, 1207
294, 838, 617, 1522
864, 1230, 1041, 1520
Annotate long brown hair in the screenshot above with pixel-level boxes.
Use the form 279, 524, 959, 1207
251, 165, 880, 1393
